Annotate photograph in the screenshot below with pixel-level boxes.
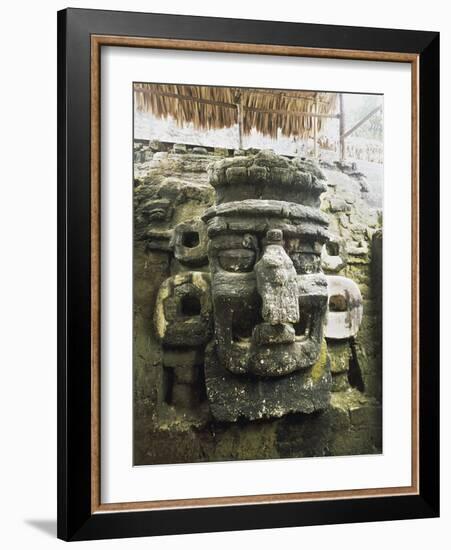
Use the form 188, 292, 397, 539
132, 83, 384, 466
52, 5, 439, 542
0, 0, 444, 546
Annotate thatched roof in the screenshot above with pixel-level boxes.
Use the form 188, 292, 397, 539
134, 83, 337, 140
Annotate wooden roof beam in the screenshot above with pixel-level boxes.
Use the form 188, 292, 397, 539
244, 106, 340, 118
134, 86, 237, 109
134, 86, 339, 119
341, 104, 382, 138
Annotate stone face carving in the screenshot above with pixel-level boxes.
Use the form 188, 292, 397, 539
135, 151, 215, 411
325, 275, 363, 340
132, 143, 383, 464
208, 152, 327, 206
202, 151, 332, 420
147, 148, 366, 422
134, 148, 215, 251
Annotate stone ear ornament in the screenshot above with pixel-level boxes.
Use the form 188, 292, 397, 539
325, 275, 363, 340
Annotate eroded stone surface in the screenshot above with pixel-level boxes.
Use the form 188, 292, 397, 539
321, 236, 348, 273
205, 341, 331, 422
172, 218, 208, 267
203, 154, 330, 387
154, 272, 213, 347
133, 141, 383, 464
325, 275, 363, 340
208, 150, 327, 206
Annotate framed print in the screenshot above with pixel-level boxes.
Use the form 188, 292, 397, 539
57, 8, 439, 541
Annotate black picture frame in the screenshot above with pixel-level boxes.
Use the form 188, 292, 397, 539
57, 7, 439, 541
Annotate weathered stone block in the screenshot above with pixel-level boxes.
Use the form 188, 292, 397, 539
204, 341, 331, 422
226, 166, 248, 184
329, 197, 352, 213
162, 349, 204, 368
172, 218, 208, 267
349, 403, 382, 428
248, 165, 267, 183
148, 139, 163, 151
253, 322, 295, 346
153, 151, 168, 160
332, 372, 350, 392
172, 383, 197, 408
347, 240, 369, 258
173, 365, 199, 385
338, 213, 350, 229
321, 237, 347, 274
173, 143, 187, 154
192, 147, 208, 155
208, 151, 327, 206
154, 272, 213, 347
328, 341, 351, 373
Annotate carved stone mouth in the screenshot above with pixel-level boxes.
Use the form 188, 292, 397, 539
231, 311, 313, 346
231, 306, 262, 343
248, 338, 322, 377
225, 337, 322, 378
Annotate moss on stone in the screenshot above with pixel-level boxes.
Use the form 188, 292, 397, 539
133, 145, 383, 465
310, 339, 329, 382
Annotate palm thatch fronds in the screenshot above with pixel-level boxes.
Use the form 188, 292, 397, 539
134, 83, 337, 140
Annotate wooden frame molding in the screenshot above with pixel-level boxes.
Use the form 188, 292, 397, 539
90, 34, 420, 515
58, 9, 439, 540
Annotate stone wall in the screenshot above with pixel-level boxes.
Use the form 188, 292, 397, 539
133, 140, 382, 465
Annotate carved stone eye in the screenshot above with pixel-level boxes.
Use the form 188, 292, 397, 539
180, 294, 201, 316
147, 208, 168, 221
182, 231, 200, 248
142, 199, 172, 221
326, 241, 340, 256
218, 249, 256, 272
173, 219, 208, 267
290, 252, 320, 275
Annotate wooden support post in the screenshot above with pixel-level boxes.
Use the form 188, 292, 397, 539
313, 94, 318, 158
339, 93, 345, 161
234, 91, 244, 150
237, 102, 243, 150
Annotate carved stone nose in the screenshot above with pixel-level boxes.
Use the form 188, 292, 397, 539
255, 229, 300, 325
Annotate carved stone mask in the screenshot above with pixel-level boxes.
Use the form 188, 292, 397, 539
202, 151, 330, 379
135, 175, 214, 251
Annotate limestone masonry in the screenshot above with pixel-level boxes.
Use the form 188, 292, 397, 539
133, 141, 382, 465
